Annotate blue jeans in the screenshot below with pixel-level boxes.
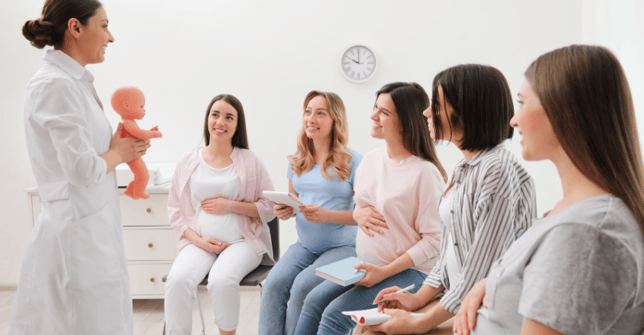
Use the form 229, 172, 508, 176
295, 268, 426, 335
258, 242, 356, 335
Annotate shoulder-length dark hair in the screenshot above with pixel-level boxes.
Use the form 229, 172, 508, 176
22, 0, 102, 49
431, 64, 514, 151
528, 44, 644, 234
203, 94, 249, 149
376, 82, 447, 182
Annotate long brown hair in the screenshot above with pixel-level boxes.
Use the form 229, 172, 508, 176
203, 94, 249, 149
289, 91, 352, 181
22, 0, 102, 49
377, 82, 447, 182
527, 44, 644, 234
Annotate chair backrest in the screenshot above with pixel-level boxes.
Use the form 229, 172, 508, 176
267, 217, 280, 262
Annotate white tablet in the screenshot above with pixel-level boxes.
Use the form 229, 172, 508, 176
262, 191, 306, 214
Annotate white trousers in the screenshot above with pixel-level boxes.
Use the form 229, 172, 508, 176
164, 242, 262, 334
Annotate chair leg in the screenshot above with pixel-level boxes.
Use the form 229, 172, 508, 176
162, 322, 166, 335
196, 287, 206, 335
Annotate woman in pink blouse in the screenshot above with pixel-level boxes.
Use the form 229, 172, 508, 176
295, 82, 447, 334
164, 94, 275, 335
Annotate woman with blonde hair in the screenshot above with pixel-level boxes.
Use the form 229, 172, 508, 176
259, 91, 363, 335
454, 45, 644, 335
296, 82, 447, 334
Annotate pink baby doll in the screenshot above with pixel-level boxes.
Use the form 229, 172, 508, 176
111, 86, 162, 199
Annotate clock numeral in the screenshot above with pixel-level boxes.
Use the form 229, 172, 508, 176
343, 62, 350, 65
345, 67, 351, 72
367, 67, 374, 71
367, 55, 373, 59
368, 61, 375, 65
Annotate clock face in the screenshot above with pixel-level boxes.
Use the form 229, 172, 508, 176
341, 45, 377, 83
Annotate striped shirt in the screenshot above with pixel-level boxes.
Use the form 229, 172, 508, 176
423, 143, 537, 313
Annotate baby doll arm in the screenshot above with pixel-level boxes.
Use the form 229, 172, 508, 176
121, 120, 162, 140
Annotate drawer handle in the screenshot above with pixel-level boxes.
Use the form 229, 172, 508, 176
146, 208, 152, 213
148, 243, 153, 248
150, 278, 155, 283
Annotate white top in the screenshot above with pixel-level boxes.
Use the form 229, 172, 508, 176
439, 192, 461, 286
24, 50, 115, 218
190, 148, 243, 244
11, 50, 132, 334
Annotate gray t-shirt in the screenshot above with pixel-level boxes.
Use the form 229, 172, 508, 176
472, 195, 644, 335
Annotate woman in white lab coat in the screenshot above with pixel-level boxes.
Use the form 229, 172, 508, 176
9, 1, 150, 334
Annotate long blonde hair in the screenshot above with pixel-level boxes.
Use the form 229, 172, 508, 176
289, 91, 352, 181
527, 45, 644, 235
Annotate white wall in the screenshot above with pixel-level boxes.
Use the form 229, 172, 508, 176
1, 0, 641, 285
582, 0, 644, 139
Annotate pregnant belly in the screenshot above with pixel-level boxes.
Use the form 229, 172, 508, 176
355, 229, 397, 267
197, 212, 244, 244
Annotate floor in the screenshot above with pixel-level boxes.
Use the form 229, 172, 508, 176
0, 286, 262, 335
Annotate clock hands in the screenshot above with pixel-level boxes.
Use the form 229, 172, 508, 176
346, 56, 360, 64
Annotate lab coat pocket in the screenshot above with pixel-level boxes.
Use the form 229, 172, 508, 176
36, 180, 73, 220
37, 180, 69, 202
70, 202, 127, 333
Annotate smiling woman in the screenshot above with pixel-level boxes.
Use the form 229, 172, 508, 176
259, 90, 362, 335
165, 94, 276, 335
11, 0, 150, 334
23, 0, 114, 66
453, 45, 644, 335
294, 82, 447, 335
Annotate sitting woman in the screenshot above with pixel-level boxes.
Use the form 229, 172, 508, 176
295, 82, 448, 335
453, 45, 644, 335
363, 64, 537, 335
165, 94, 276, 335
259, 91, 362, 335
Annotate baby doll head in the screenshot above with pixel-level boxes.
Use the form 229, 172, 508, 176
111, 86, 146, 120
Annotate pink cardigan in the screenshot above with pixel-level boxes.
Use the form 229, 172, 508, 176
167, 147, 276, 264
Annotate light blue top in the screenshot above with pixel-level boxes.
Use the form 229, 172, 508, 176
287, 149, 362, 254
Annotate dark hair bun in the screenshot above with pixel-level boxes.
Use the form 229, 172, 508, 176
22, 19, 57, 49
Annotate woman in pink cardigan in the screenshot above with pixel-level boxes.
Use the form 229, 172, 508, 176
164, 94, 276, 335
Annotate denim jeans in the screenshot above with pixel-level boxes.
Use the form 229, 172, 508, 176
295, 268, 426, 335
258, 242, 356, 335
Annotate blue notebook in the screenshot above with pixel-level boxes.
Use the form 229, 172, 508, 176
315, 256, 367, 286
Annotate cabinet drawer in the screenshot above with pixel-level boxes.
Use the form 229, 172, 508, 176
127, 262, 172, 296
124, 228, 178, 261
119, 193, 169, 226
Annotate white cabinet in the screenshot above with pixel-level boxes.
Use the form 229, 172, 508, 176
26, 186, 177, 299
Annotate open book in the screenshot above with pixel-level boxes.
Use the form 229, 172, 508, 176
315, 256, 367, 286
342, 308, 424, 326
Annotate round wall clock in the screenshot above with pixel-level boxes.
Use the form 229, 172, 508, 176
340, 45, 378, 83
